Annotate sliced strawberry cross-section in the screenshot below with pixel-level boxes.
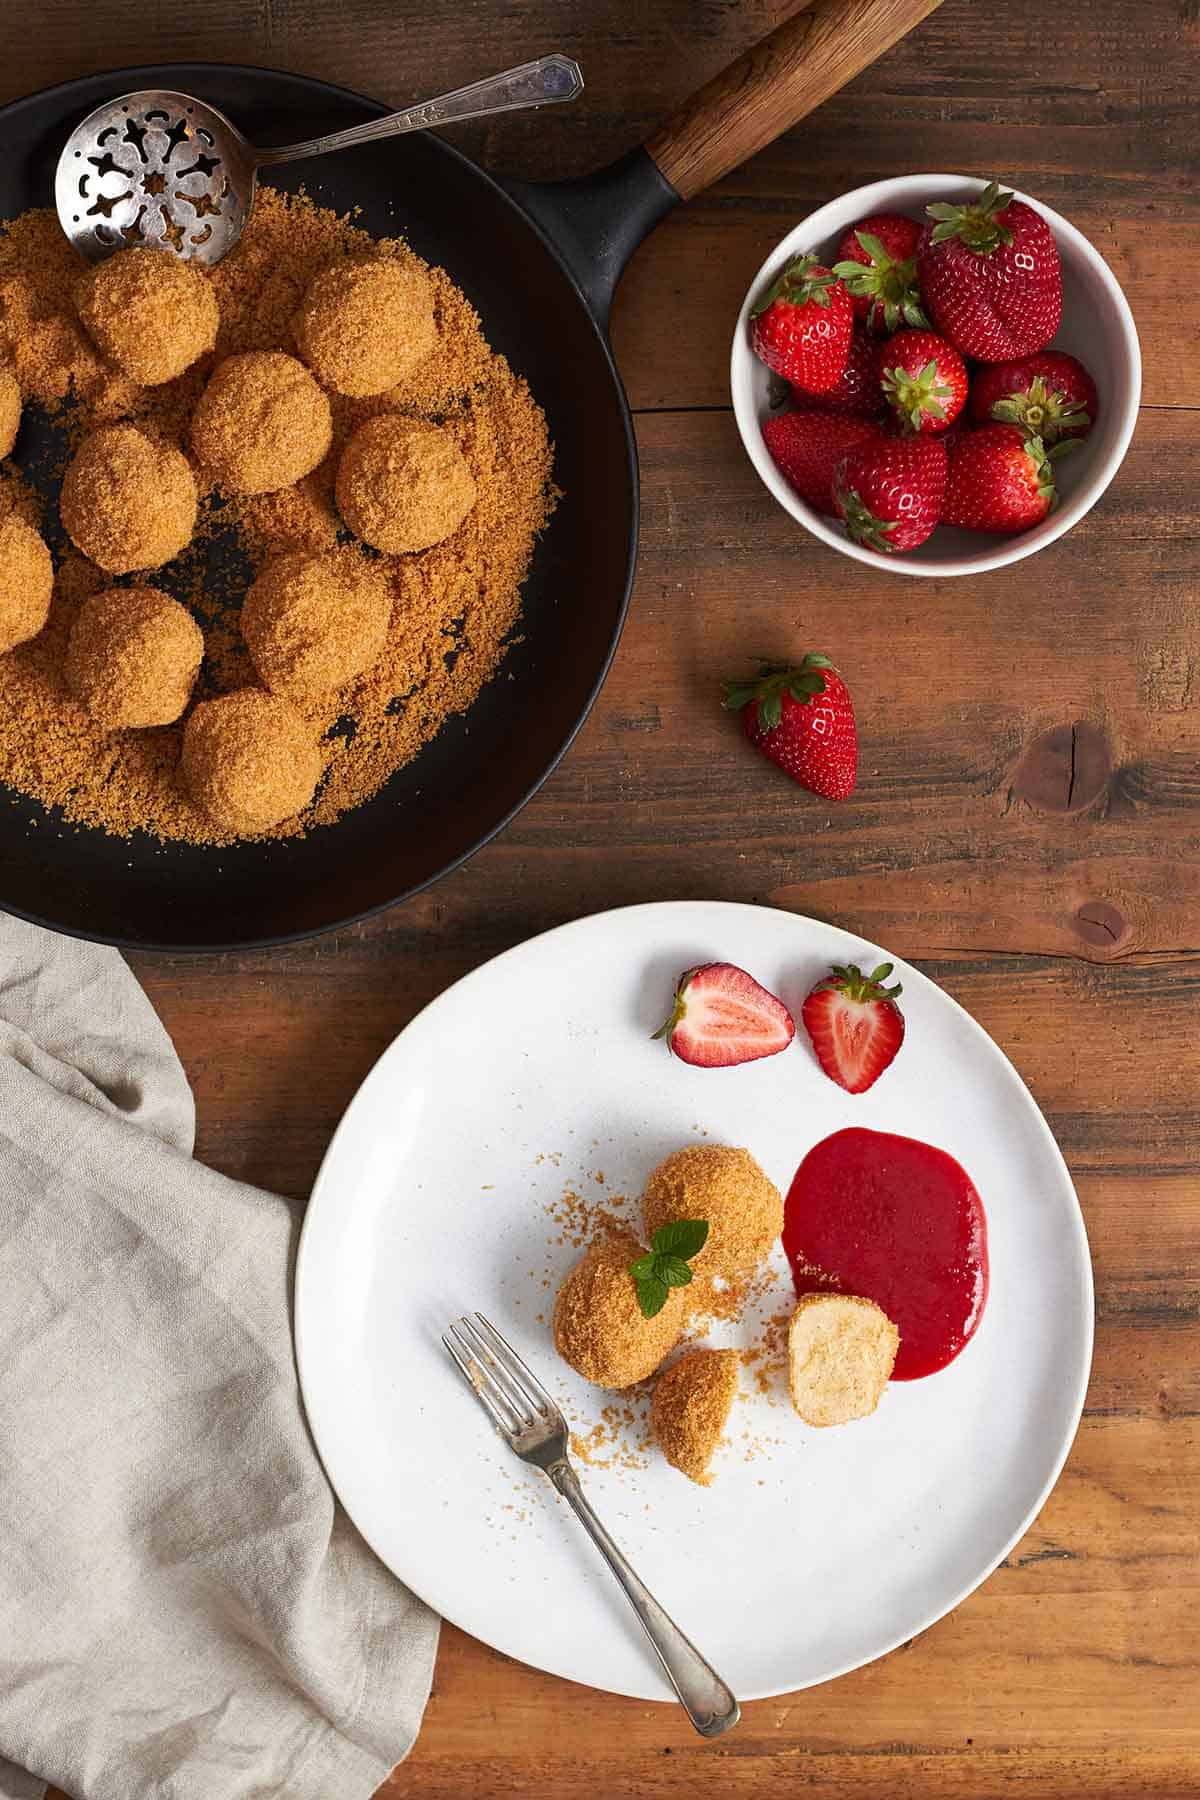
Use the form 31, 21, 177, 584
654, 962, 796, 1068
800, 962, 905, 1093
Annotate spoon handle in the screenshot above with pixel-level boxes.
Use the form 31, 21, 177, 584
253, 55, 584, 169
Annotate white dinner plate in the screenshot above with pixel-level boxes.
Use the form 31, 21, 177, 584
295, 900, 1094, 1702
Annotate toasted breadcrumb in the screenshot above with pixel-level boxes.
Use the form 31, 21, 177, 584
0, 369, 20, 459
643, 1145, 782, 1289
651, 1348, 739, 1484
0, 513, 52, 652
554, 1230, 684, 1389
76, 248, 217, 385
60, 424, 196, 573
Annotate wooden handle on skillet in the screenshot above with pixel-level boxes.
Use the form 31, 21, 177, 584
644, 0, 943, 201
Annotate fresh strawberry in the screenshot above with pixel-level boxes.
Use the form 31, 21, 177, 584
917, 181, 1062, 361
933, 417, 973, 455
969, 350, 1098, 445
722, 654, 857, 801
941, 423, 1055, 532
878, 328, 968, 435
831, 214, 927, 335
792, 327, 885, 419
834, 436, 948, 554
800, 962, 905, 1094
762, 411, 882, 515
750, 255, 853, 393
653, 962, 795, 1067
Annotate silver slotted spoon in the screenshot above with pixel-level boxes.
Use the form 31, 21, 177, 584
53, 54, 583, 266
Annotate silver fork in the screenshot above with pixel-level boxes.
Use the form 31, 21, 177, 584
443, 1313, 740, 1738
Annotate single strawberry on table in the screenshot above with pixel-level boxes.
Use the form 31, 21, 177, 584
834, 435, 948, 554
831, 213, 927, 335
969, 350, 1098, 445
654, 963, 795, 1068
917, 180, 1062, 361
800, 962, 905, 1094
941, 422, 1056, 532
722, 654, 857, 801
792, 327, 885, 420
762, 411, 882, 516
749, 255, 853, 393
878, 327, 968, 435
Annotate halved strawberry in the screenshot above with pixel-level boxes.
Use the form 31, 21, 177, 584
654, 963, 796, 1068
800, 962, 905, 1093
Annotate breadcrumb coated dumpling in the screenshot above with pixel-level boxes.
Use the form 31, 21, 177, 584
335, 414, 475, 553
241, 547, 392, 701
294, 256, 436, 397
787, 1293, 899, 1427
76, 248, 218, 386
643, 1145, 782, 1285
60, 424, 197, 574
181, 688, 323, 832
65, 586, 203, 728
0, 369, 21, 459
554, 1230, 684, 1389
191, 351, 332, 495
0, 513, 53, 653
651, 1348, 739, 1485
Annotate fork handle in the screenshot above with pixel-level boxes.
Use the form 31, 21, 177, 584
548, 1462, 740, 1737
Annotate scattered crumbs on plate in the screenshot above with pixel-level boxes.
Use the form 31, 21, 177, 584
739, 1301, 795, 1406
541, 1181, 633, 1253
570, 1390, 653, 1473
522, 1155, 797, 1485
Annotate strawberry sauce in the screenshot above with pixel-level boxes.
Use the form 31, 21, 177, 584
783, 1128, 988, 1380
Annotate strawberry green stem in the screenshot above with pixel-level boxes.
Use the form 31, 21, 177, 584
882, 356, 954, 432
721, 655, 834, 731
926, 179, 1015, 256
831, 233, 928, 334
752, 254, 837, 316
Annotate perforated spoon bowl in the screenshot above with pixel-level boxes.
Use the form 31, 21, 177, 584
54, 55, 583, 266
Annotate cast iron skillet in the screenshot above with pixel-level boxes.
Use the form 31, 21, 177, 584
0, 0, 938, 949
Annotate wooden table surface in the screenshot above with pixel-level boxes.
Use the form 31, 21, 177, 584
5, 0, 1198, 1794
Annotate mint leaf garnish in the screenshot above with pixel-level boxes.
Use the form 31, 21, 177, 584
652, 1219, 710, 1261
630, 1219, 709, 1317
635, 1274, 669, 1320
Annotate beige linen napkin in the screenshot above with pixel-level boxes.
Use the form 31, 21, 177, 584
0, 914, 438, 1800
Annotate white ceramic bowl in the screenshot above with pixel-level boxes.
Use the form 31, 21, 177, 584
730, 174, 1141, 578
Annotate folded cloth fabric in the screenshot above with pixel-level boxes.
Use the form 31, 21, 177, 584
0, 915, 439, 1800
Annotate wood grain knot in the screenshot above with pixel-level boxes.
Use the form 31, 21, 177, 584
1074, 901, 1127, 949
1012, 722, 1112, 815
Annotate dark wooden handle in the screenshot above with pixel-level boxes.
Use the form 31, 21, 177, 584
644, 0, 943, 201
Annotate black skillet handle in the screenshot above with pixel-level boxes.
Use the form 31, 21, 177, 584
504, 0, 943, 331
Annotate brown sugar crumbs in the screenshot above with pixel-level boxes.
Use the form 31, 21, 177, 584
0, 188, 557, 844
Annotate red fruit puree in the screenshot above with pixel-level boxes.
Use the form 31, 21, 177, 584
783, 1128, 989, 1379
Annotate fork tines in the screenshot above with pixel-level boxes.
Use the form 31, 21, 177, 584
443, 1312, 562, 1439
